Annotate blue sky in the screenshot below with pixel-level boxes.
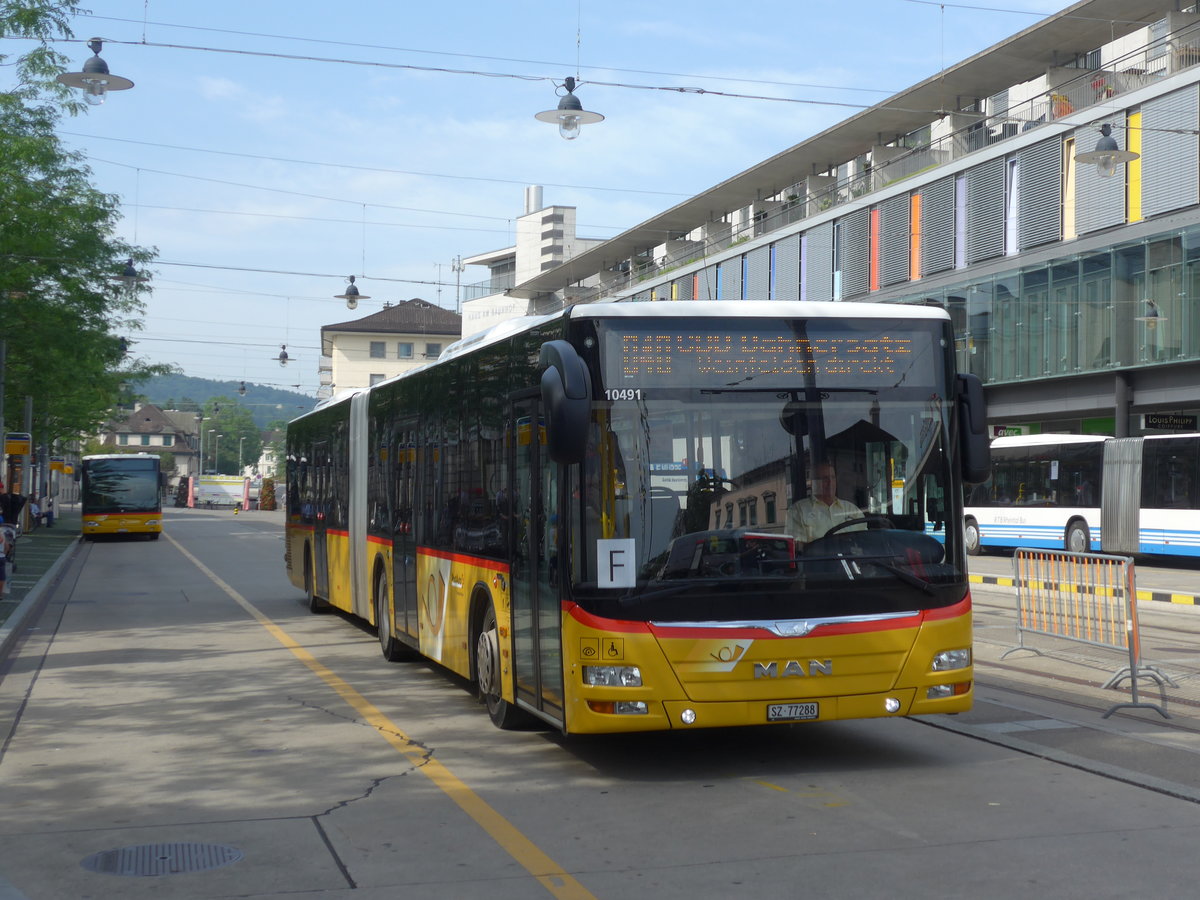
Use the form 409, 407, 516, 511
15, 0, 1064, 397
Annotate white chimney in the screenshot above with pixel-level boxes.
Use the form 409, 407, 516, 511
524, 185, 544, 215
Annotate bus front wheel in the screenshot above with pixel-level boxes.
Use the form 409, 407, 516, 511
1066, 521, 1090, 553
964, 519, 981, 556
475, 603, 524, 729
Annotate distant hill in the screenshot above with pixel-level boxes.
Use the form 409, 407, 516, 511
133, 374, 316, 430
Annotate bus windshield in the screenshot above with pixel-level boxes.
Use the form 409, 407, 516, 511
570, 315, 961, 622
82, 459, 161, 514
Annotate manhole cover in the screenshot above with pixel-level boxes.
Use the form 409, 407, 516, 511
80, 842, 244, 876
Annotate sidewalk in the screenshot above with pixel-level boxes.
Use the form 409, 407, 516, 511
0, 507, 83, 657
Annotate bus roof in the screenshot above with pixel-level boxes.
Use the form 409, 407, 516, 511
292, 300, 953, 427
82, 453, 162, 461
1143, 432, 1200, 441
439, 299, 949, 364
990, 434, 1109, 448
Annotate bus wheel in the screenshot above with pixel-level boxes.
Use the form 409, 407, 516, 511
374, 567, 407, 662
476, 604, 524, 729
305, 549, 327, 613
964, 519, 981, 556
1066, 521, 1090, 553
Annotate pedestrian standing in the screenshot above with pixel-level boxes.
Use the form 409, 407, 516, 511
0, 517, 8, 597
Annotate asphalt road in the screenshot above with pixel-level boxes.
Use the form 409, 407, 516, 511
3, 509, 1200, 898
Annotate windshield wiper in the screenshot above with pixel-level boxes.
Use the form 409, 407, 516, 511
618, 573, 802, 607
802, 551, 937, 595
860, 558, 937, 595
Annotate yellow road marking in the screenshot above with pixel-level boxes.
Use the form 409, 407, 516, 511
167, 533, 597, 900
751, 779, 789, 792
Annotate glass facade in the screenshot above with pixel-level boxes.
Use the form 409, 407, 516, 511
891, 224, 1200, 386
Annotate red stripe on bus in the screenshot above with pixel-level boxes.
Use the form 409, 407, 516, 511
567, 596, 970, 639
565, 604, 653, 633
922, 595, 971, 620
418, 547, 511, 574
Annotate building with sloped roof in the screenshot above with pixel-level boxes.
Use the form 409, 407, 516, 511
100, 403, 196, 481
319, 298, 461, 398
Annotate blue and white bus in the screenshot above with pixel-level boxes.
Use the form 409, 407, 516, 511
965, 433, 1200, 557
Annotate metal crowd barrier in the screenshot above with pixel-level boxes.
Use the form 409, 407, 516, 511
1003, 549, 1175, 719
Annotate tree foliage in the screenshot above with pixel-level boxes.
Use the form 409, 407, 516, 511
196, 397, 263, 475
0, 4, 171, 446
1, 0, 85, 111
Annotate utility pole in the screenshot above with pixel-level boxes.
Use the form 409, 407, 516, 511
22, 396, 32, 498
0, 340, 6, 460
452, 255, 465, 315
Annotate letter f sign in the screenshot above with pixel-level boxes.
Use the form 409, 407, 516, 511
597, 539, 636, 588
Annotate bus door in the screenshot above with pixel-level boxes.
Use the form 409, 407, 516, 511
510, 396, 564, 724
313, 440, 331, 599
392, 423, 419, 643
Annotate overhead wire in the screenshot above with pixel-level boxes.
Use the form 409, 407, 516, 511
21, 3, 1177, 391
64, 133, 691, 198
76, 12, 900, 96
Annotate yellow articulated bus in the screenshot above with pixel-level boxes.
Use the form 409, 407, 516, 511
80, 453, 163, 540
284, 301, 989, 734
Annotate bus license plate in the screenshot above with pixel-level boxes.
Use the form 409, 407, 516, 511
767, 702, 819, 721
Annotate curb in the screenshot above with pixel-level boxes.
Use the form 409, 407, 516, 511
968, 572, 1200, 606
0, 538, 80, 661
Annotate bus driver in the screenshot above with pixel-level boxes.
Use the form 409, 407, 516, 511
787, 462, 864, 544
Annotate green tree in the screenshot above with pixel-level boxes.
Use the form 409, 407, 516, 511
201, 397, 262, 475
2, 1, 84, 111
0, 3, 171, 449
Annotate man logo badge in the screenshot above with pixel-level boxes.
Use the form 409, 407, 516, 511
754, 659, 833, 679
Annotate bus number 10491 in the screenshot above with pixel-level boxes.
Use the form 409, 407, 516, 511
605, 388, 643, 401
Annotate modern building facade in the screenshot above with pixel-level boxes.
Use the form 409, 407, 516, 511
464, 0, 1200, 438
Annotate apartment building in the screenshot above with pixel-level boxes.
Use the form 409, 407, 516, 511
319, 298, 462, 398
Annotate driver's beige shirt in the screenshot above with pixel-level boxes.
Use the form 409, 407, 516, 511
786, 497, 863, 544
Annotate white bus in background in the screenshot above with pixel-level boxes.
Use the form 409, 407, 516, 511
964, 434, 1105, 555
966, 432, 1200, 558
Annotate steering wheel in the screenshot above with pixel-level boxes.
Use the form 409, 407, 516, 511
823, 515, 895, 537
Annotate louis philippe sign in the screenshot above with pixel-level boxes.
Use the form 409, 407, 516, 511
1143, 413, 1198, 431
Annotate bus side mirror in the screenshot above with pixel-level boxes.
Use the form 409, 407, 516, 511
957, 373, 990, 484
539, 340, 591, 464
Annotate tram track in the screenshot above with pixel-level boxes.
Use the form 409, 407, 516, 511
913, 584, 1200, 805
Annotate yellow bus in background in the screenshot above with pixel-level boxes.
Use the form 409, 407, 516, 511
81, 453, 163, 540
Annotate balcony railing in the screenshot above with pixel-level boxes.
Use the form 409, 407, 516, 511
461, 272, 516, 303
577, 25, 1200, 303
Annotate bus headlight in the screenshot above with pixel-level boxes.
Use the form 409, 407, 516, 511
927, 682, 971, 699
932, 648, 971, 671
583, 665, 642, 687
587, 700, 648, 715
